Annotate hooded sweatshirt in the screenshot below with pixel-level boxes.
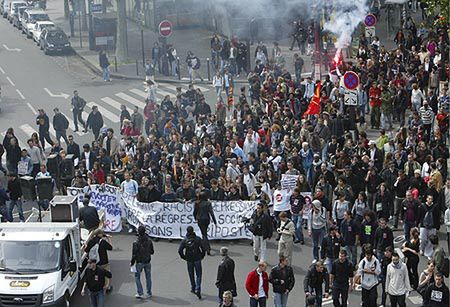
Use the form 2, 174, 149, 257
385, 261, 411, 296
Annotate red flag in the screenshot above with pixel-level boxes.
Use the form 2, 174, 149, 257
303, 81, 321, 117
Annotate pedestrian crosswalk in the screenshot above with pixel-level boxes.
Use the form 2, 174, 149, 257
2, 82, 211, 147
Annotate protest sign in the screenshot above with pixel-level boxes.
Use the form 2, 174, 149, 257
301, 192, 313, 220
68, 184, 122, 232
280, 174, 299, 190
122, 194, 256, 240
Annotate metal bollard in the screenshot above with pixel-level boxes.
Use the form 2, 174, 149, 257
114, 56, 118, 72
207, 58, 210, 81
136, 59, 139, 75
177, 57, 181, 80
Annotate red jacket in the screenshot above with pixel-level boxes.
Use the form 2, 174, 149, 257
369, 87, 382, 107
245, 269, 269, 297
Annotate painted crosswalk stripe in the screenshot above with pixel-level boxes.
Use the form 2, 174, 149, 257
87, 102, 120, 123
101, 97, 122, 111
20, 124, 37, 138
192, 85, 210, 92
60, 112, 84, 136
115, 92, 146, 109
156, 88, 176, 100
128, 88, 147, 99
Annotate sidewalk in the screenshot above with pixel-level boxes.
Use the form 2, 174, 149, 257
45, 0, 415, 83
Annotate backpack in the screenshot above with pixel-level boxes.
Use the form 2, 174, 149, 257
88, 241, 100, 262
422, 206, 434, 229
441, 250, 450, 278
184, 237, 197, 258
193, 57, 201, 70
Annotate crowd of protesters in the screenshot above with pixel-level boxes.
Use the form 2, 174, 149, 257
0, 3, 450, 307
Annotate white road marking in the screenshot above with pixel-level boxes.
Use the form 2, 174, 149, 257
408, 295, 422, 304
86, 102, 120, 123
0, 66, 5, 74
128, 88, 147, 99
101, 97, 122, 111
16, 89, 25, 100
26, 103, 37, 115
115, 92, 146, 109
20, 124, 37, 136
156, 88, 176, 100
6, 77, 15, 86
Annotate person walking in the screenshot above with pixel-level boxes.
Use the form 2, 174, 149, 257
85, 106, 104, 141
277, 212, 295, 265
85, 229, 113, 293
6, 172, 24, 222
71, 90, 86, 132
418, 194, 441, 258
424, 272, 449, 307
339, 211, 359, 268
213, 71, 224, 99
330, 249, 354, 307
308, 200, 328, 263
355, 246, 381, 307
178, 226, 205, 299
215, 247, 237, 304
290, 188, 305, 244
304, 261, 330, 307
245, 261, 269, 307
385, 252, 411, 307
36, 109, 54, 149
193, 191, 217, 255
99, 50, 111, 82
52, 108, 69, 145
81, 259, 112, 307
401, 227, 421, 289
269, 255, 295, 307
249, 202, 273, 262
131, 225, 154, 299
321, 226, 344, 274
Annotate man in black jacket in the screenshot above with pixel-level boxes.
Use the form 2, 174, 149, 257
178, 226, 205, 299
85, 106, 104, 141
131, 226, 154, 299
373, 218, 394, 261
5, 137, 20, 174
52, 108, 69, 145
269, 255, 295, 307
67, 135, 80, 161
36, 109, 54, 149
304, 261, 330, 307
418, 194, 441, 258
6, 173, 23, 222
250, 202, 273, 262
330, 249, 354, 307
216, 247, 237, 303
71, 90, 86, 132
321, 225, 345, 274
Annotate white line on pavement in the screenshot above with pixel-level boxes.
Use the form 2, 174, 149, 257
16, 89, 25, 100
6, 77, 15, 86
26, 102, 37, 115
87, 102, 120, 123
20, 124, 37, 136
128, 88, 147, 99
115, 92, 146, 109
101, 97, 122, 111
0, 66, 5, 74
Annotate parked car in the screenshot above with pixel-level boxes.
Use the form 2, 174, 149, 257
11, 4, 28, 28
31, 20, 54, 44
21, 8, 48, 38
40, 27, 72, 55
7, 0, 26, 22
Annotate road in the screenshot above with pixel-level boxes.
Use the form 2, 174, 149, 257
0, 14, 432, 307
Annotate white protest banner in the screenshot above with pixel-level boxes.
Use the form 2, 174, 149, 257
68, 184, 122, 232
301, 192, 313, 220
122, 194, 256, 240
280, 174, 298, 190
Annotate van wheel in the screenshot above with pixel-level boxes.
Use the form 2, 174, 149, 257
63, 293, 71, 307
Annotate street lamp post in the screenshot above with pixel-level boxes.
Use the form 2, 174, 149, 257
140, 14, 145, 68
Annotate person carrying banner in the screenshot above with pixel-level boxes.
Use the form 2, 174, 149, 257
193, 191, 217, 255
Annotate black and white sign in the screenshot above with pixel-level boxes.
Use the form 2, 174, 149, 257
344, 89, 357, 106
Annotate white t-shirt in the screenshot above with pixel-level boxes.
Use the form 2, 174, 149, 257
273, 189, 290, 212
257, 271, 265, 298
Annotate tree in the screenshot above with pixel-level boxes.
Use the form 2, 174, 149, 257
420, 0, 450, 24
115, 0, 128, 62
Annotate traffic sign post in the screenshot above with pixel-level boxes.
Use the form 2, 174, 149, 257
159, 20, 173, 37
364, 13, 377, 27
343, 71, 359, 91
344, 89, 357, 106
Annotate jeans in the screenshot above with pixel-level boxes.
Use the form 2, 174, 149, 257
39, 131, 54, 149
187, 260, 202, 293
134, 262, 152, 296
361, 286, 377, 307
389, 294, 406, 307
250, 296, 267, 307
393, 197, 405, 228
370, 106, 380, 128
253, 235, 267, 261
312, 227, 326, 261
89, 290, 105, 307
345, 245, 357, 268
102, 67, 110, 81
325, 257, 335, 275
72, 110, 85, 131
8, 199, 24, 222
215, 86, 222, 99
274, 292, 288, 307
381, 112, 392, 129
332, 286, 349, 307
404, 220, 415, 242
55, 130, 69, 145
292, 214, 304, 242
171, 61, 177, 76
419, 227, 436, 257
197, 220, 211, 252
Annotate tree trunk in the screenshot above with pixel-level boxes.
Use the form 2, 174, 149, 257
115, 0, 128, 62
63, 0, 70, 19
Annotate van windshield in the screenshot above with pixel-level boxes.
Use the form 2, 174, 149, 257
0, 241, 61, 273
30, 13, 48, 22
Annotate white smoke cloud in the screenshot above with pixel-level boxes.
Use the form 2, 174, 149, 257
323, 1, 369, 50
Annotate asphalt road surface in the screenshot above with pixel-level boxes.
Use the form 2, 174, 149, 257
0, 14, 435, 307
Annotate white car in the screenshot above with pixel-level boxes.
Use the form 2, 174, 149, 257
32, 20, 55, 44
7, 0, 26, 22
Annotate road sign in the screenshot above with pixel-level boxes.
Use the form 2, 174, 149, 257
159, 20, 173, 37
90, 3, 102, 13
344, 89, 357, 106
364, 13, 377, 27
365, 26, 376, 38
343, 71, 359, 90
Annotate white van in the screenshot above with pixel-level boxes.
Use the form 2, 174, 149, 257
7, 0, 26, 21
21, 8, 48, 38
